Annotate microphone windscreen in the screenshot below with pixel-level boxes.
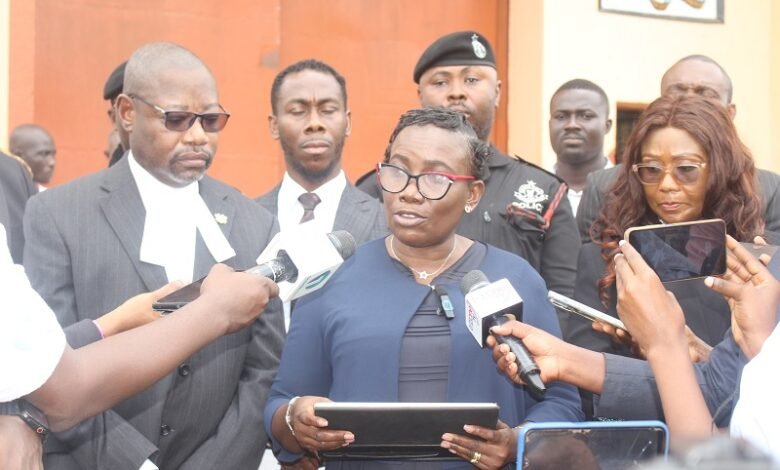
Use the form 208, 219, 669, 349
461, 269, 490, 294
327, 230, 357, 260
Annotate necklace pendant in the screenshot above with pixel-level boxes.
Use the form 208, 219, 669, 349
417, 271, 430, 280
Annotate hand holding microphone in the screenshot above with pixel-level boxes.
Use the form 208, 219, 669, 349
461, 270, 546, 399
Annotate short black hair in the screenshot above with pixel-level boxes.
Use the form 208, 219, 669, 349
552, 79, 609, 111
270, 59, 347, 114
384, 107, 489, 180
672, 55, 733, 102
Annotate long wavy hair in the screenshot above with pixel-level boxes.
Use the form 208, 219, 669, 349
591, 95, 764, 306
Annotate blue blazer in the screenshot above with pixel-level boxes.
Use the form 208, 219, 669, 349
264, 239, 583, 462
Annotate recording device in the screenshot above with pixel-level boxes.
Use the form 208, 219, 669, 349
153, 229, 356, 312
460, 270, 546, 399
518, 421, 668, 469
625, 219, 727, 283
548, 291, 627, 331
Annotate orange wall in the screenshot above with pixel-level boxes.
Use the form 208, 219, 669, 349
9, 0, 507, 197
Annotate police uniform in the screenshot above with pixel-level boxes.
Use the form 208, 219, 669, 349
412, 31, 579, 299
457, 146, 579, 299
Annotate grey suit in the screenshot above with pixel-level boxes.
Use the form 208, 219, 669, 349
0, 152, 37, 262
256, 182, 389, 245
23, 157, 285, 470
576, 165, 780, 242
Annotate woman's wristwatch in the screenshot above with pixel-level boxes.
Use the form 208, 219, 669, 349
0, 399, 50, 442
285, 396, 300, 436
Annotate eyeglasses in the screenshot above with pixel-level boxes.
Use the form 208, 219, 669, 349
129, 94, 230, 133
375, 163, 475, 200
631, 162, 707, 185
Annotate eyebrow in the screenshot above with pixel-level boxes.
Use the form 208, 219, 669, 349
641, 152, 706, 160
285, 97, 342, 107
389, 153, 457, 172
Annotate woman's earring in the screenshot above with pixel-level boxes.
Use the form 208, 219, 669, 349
464, 205, 473, 214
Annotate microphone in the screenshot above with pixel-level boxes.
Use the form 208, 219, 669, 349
460, 270, 546, 399
153, 230, 356, 312
254, 228, 357, 302
244, 231, 356, 284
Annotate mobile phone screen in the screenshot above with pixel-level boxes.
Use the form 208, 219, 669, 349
627, 220, 726, 283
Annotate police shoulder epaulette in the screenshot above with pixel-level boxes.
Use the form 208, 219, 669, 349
509, 154, 566, 185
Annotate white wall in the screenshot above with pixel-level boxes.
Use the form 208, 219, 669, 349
508, 0, 779, 173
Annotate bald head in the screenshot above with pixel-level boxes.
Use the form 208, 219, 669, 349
124, 42, 216, 98
661, 55, 734, 113
10, 124, 56, 184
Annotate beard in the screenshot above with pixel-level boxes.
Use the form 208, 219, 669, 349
281, 136, 346, 186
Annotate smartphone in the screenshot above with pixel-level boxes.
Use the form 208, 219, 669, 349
548, 291, 626, 330
518, 421, 668, 469
153, 278, 206, 314
625, 219, 726, 283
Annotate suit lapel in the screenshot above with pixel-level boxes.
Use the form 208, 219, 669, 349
334, 184, 371, 240
99, 159, 168, 291
256, 184, 280, 215
195, 176, 237, 278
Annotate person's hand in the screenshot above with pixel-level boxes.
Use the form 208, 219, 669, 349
590, 320, 643, 357
286, 396, 354, 455
705, 235, 780, 359
0, 415, 43, 470
198, 264, 280, 334
441, 421, 516, 469
488, 321, 563, 385
591, 322, 712, 362
94, 281, 183, 337
614, 240, 688, 357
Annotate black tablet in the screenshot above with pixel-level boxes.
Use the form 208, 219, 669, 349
314, 402, 499, 461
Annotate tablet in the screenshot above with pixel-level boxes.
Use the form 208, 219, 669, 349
314, 402, 499, 461
517, 421, 668, 469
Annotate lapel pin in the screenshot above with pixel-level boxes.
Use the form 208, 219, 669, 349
214, 213, 228, 225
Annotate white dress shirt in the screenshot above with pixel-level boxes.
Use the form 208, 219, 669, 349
0, 224, 66, 401
565, 158, 614, 216
128, 152, 235, 283
276, 170, 346, 233
275, 171, 347, 331
730, 322, 780, 463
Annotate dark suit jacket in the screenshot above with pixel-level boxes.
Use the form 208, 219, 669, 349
24, 157, 285, 470
256, 181, 388, 245
0, 152, 37, 262
577, 165, 780, 242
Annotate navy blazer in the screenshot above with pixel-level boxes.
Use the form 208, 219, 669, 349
264, 239, 583, 464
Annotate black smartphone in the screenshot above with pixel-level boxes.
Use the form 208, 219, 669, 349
625, 219, 727, 283
153, 278, 206, 314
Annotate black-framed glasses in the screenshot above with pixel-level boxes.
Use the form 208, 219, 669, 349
375, 163, 475, 200
631, 162, 707, 186
129, 94, 230, 133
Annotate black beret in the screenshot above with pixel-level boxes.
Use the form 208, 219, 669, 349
413, 31, 496, 84
103, 61, 127, 101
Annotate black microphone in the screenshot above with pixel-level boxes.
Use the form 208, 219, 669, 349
153, 231, 356, 312
461, 270, 546, 399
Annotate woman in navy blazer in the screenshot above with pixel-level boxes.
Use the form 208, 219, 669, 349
264, 108, 583, 469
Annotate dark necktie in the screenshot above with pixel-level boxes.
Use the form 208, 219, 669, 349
298, 192, 321, 223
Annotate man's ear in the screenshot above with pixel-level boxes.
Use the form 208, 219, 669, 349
115, 94, 135, 133
345, 110, 352, 137
605, 118, 613, 134
727, 103, 737, 120
494, 80, 502, 109
268, 114, 279, 140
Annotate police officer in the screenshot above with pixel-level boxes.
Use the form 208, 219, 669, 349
360, 31, 579, 300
